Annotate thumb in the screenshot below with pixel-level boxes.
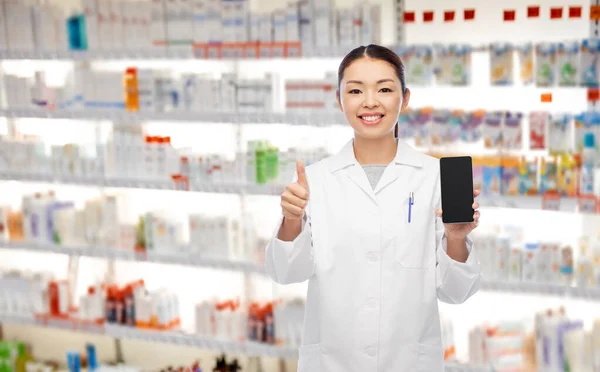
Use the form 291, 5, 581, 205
296, 159, 308, 189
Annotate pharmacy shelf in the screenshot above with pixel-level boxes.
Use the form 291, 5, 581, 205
0, 47, 351, 61
480, 280, 600, 301
0, 172, 592, 213
480, 195, 580, 212
0, 241, 267, 275
0, 108, 345, 126
0, 314, 493, 368
0, 172, 284, 196
0, 314, 298, 358
6, 242, 600, 302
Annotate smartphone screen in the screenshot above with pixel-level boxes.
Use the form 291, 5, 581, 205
440, 156, 475, 224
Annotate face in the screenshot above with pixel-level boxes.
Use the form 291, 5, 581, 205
337, 57, 410, 140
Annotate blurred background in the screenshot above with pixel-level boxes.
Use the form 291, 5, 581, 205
0, 0, 599, 371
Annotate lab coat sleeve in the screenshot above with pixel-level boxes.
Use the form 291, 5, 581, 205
434, 173, 482, 304
264, 174, 315, 285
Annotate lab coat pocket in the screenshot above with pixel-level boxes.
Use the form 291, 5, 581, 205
298, 344, 321, 372
417, 343, 443, 372
395, 201, 435, 269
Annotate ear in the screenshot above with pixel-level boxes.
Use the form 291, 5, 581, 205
336, 90, 343, 112
401, 88, 411, 112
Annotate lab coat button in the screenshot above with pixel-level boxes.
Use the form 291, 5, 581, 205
366, 347, 377, 357
367, 299, 377, 308
367, 252, 379, 262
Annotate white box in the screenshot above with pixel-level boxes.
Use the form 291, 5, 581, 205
140, 1, 153, 48
369, 4, 381, 45
83, 0, 100, 50
192, 0, 208, 44
54, 7, 69, 52
258, 14, 272, 42
34, 4, 60, 52
221, 0, 235, 43
272, 9, 286, 42
97, 0, 113, 50
166, 0, 193, 46
298, 0, 313, 47
313, 0, 332, 48
121, 1, 133, 48
248, 13, 259, 42
8, 3, 35, 51
337, 9, 353, 47
285, 2, 299, 42
178, 0, 194, 45
110, 0, 124, 50
151, 0, 168, 47
206, 0, 221, 43
233, 0, 248, 43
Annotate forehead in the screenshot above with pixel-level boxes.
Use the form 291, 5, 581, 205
342, 57, 399, 83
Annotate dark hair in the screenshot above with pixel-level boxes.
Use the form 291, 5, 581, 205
337, 44, 408, 96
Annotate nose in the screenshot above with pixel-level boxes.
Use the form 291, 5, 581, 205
362, 92, 379, 108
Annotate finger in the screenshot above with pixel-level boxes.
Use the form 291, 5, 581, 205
473, 189, 480, 198
436, 208, 442, 217
281, 200, 303, 217
288, 183, 309, 200
472, 202, 479, 210
473, 210, 480, 220
281, 192, 308, 209
296, 159, 308, 189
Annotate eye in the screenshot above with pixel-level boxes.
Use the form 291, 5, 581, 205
348, 89, 361, 94
380, 88, 393, 93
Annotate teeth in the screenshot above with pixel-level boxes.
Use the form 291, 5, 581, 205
362, 115, 382, 122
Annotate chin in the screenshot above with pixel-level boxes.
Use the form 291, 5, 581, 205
351, 122, 396, 140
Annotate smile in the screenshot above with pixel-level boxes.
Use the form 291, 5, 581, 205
358, 114, 384, 126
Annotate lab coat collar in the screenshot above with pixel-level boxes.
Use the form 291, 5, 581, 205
327, 138, 423, 199
327, 138, 423, 173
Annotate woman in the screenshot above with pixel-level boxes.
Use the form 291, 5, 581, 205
265, 44, 481, 372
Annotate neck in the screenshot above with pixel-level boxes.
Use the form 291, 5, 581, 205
353, 132, 398, 165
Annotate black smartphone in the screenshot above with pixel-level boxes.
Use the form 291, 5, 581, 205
440, 156, 475, 224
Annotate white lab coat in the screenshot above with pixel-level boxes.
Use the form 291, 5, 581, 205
265, 139, 481, 372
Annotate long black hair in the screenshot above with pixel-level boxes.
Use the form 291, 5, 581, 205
337, 44, 408, 137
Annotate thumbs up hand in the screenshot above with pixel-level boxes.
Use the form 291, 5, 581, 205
281, 160, 310, 221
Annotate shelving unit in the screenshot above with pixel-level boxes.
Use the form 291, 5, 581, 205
0, 241, 266, 275
1, 0, 599, 370
0, 172, 285, 195
0, 173, 595, 212
0, 314, 297, 359
0, 108, 346, 127
0, 46, 356, 61
4, 241, 600, 303
0, 314, 492, 371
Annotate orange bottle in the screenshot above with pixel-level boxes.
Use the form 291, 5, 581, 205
124, 67, 139, 112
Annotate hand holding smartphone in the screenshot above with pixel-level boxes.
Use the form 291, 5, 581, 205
439, 156, 475, 224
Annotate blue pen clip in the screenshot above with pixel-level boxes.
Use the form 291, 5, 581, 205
408, 192, 414, 223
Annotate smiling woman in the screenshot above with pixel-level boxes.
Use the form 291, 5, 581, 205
266, 44, 482, 372
335, 45, 410, 164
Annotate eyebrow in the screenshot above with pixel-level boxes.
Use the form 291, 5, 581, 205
346, 79, 395, 85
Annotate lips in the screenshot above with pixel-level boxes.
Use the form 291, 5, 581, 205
358, 113, 385, 126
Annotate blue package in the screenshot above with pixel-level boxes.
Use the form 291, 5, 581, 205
580, 39, 600, 87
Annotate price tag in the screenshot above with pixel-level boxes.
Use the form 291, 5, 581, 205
272, 44, 285, 58
286, 42, 302, 58
591, 5, 600, 20
207, 45, 221, 59
244, 43, 259, 59
579, 195, 598, 214
193, 45, 207, 59
259, 44, 272, 58
542, 193, 561, 211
